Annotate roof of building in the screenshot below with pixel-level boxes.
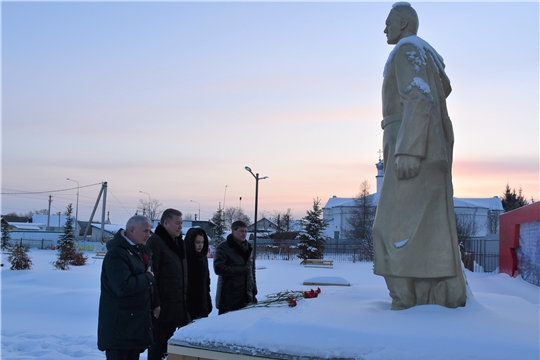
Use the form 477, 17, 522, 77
90, 224, 122, 234
32, 214, 72, 227
453, 197, 504, 210
2, 215, 32, 223
324, 194, 503, 211
6, 222, 42, 230
324, 193, 379, 209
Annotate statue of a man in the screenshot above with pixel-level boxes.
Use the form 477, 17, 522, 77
373, 2, 467, 310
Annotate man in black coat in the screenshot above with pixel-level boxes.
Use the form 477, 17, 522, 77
146, 208, 190, 360
214, 220, 257, 315
98, 215, 155, 360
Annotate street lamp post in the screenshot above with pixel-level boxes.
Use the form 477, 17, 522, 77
190, 200, 201, 221
66, 178, 79, 239
244, 166, 268, 279
223, 185, 228, 210
139, 191, 151, 218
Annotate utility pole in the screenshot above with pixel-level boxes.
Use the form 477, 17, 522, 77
100, 182, 107, 241
223, 185, 228, 211
83, 182, 108, 241
47, 195, 52, 230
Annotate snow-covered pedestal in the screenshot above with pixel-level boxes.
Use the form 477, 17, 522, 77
167, 261, 539, 360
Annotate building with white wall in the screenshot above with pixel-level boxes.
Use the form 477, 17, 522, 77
323, 159, 504, 245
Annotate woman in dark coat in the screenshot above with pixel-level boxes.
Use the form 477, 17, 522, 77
185, 227, 212, 319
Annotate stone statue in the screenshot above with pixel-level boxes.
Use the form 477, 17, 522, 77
372, 2, 467, 310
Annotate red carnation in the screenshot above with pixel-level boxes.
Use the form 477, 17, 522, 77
287, 298, 297, 307
304, 289, 319, 298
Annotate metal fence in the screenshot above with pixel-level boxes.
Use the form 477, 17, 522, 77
257, 242, 500, 273
256, 244, 373, 263
462, 239, 499, 273
6, 238, 104, 252
7, 237, 502, 273
7, 238, 54, 250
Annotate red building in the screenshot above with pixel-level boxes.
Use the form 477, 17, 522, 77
499, 202, 540, 277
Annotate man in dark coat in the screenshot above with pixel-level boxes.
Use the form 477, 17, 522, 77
146, 208, 189, 360
98, 215, 155, 360
214, 220, 257, 315
185, 227, 212, 319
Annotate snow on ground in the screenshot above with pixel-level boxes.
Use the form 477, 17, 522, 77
1, 249, 539, 360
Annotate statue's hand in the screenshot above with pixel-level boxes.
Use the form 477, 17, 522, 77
395, 155, 421, 180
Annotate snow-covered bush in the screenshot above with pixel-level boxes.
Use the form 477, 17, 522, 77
7, 242, 33, 270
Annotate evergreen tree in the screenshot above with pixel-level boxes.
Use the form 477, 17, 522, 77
1, 221, 12, 250
501, 183, 529, 212
7, 241, 33, 270
210, 203, 226, 245
343, 181, 376, 261
296, 198, 329, 262
53, 204, 77, 270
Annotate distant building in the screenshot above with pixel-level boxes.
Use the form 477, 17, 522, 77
323, 158, 504, 245
32, 214, 71, 232
2, 215, 32, 223
90, 224, 122, 242
248, 218, 281, 233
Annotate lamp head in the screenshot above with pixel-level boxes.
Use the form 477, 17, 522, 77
245, 166, 252, 172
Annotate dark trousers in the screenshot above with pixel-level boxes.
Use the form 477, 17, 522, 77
148, 321, 176, 360
105, 349, 141, 360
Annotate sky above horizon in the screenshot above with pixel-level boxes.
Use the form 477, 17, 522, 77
2, 1, 539, 226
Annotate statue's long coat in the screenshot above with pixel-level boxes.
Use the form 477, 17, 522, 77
373, 35, 464, 284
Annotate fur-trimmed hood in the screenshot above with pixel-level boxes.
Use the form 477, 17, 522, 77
185, 227, 209, 258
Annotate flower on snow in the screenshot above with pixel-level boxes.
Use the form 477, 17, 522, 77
304, 287, 322, 299
244, 288, 321, 309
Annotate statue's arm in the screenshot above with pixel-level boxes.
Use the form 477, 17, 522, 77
393, 44, 433, 180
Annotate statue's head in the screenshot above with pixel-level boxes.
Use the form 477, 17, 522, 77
384, 2, 419, 45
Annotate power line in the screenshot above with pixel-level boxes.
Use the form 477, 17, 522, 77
1, 182, 102, 195
107, 188, 135, 216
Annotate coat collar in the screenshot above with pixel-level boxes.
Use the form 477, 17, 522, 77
155, 224, 185, 259
226, 234, 252, 262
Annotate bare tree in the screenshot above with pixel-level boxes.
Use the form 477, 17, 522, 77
455, 212, 481, 271
270, 209, 294, 247
6, 209, 48, 219
343, 181, 376, 261
183, 213, 194, 221
487, 210, 502, 234
137, 199, 163, 221
223, 206, 250, 230
455, 213, 480, 245
272, 208, 294, 232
